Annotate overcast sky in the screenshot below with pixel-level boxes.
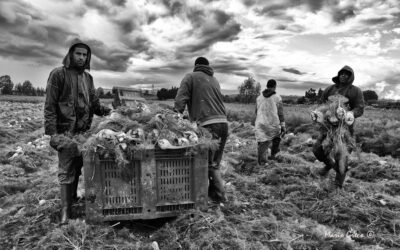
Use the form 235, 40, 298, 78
0, 0, 399, 98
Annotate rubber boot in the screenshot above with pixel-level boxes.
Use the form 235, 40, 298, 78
60, 184, 72, 225
257, 141, 269, 165
208, 169, 226, 203
71, 174, 79, 203
318, 163, 332, 177
334, 170, 346, 188
269, 137, 281, 160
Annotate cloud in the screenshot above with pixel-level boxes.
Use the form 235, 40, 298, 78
86, 39, 134, 72
334, 31, 385, 56
161, 0, 184, 15
0, 43, 61, 65
283, 67, 306, 75
331, 6, 356, 23
179, 9, 241, 53
361, 17, 389, 25
280, 80, 330, 90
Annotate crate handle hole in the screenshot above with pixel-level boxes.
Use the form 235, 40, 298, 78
147, 209, 151, 212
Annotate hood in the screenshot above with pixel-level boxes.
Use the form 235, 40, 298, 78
193, 65, 214, 76
332, 65, 354, 86
262, 88, 276, 98
62, 41, 91, 71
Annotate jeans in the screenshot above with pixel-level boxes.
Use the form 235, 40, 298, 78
202, 123, 228, 202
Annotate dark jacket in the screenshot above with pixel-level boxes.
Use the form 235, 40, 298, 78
174, 65, 227, 126
321, 65, 364, 118
44, 42, 109, 136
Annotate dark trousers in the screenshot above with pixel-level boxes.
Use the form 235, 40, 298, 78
57, 150, 83, 185
258, 136, 281, 165
202, 123, 228, 202
50, 136, 82, 185
313, 132, 349, 188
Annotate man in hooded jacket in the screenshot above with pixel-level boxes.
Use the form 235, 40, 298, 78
312, 65, 364, 188
44, 40, 111, 224
255, 79, 286, 165
174, 57, 228, 204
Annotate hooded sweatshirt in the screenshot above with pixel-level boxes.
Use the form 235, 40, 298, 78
174, 64, 227, 126
255, 88, 284, 142
44, 41, 108, 136
321, 65, 364, 118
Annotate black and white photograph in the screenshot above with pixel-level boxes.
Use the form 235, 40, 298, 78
0, 0, 399, 249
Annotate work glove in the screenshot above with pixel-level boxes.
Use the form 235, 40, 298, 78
49, 134, 80, 156
336, 107, 346, 119
345, 111, 355, 125
310, 110, 323, 123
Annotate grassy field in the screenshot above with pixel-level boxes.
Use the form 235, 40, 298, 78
1, 96, 400, 249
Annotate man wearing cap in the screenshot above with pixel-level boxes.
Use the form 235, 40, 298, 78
255, 79, 286, 165
174, 57, 228, 205
44, 40, 111, 224
311, 65, 364, 188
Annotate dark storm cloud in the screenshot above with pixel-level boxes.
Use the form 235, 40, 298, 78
149, 62, 188, 72
114, 18, 139, 33
331, 6, 356, 23
0, 1, 84, 65
212, 57, 248, 75
179, 9, 241, 53
0, 43, 62, 65
82, 0, 109, 14
255, 0, 326, 19
114, 0, 127, 7
283, 68, 306, 75
242, 0, 256, 7
362, 17, 389, 25
86, 39, 134, 72
122, 35, 151, 52
279, 80, 329, 90
0, 1, 44, 25
255, 4, 288, 18
162, 0, 184, 15
306, 0, 325, 12
255, 34, 275, 39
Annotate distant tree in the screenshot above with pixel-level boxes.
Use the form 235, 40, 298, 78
317, 88, 323, 101
363, 90, 378, 103
21, 80, 35, 95
104, 92, 113, 99
14, 83, 23, 95
297, 96, 306, 104
238, 77, 261, 104
157, 88, 169, 100
305, 88, 318, 103
96, 87, 105, 98
157, 87, 178, 100
35, 87, 46, 96
0, 75, 14, 95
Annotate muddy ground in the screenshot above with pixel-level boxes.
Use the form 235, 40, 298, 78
1, 100, 400, 250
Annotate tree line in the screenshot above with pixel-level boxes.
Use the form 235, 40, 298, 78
1, 74, 382, 105
0, 75, 45, 96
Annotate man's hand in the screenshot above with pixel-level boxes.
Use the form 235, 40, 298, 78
103, 106, 111, 116
345, 111, 354, 125
311, 110, 323, 123
280, 122, 286, 137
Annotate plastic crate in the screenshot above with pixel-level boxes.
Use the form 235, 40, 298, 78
83, 146, 208, 223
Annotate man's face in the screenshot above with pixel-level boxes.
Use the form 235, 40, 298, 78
72, 47, 88, 67
339, 71, 351, 84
